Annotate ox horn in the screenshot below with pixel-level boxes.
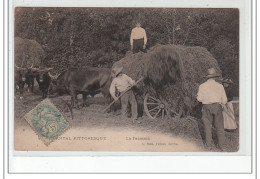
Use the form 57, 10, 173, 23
15, 65, 26, 70
48, 71, 59, 80
46, 67, 54, 72
15, 65, 20, 70
31, 67, 40, 72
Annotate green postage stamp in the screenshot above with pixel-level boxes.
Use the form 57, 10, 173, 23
24, 98, 71, 146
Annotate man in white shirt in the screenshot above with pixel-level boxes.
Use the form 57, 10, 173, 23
197, 68, 227, 151
130, 21, 147, 54
109, 66, 138, 120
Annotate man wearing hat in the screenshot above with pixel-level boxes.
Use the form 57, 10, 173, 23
130, 21, 147, 54
109, 66, 138, 120
197, 68, 228, 151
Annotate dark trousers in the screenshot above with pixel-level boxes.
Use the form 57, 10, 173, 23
202, 103, 225, 149
133, 38, 147, 54
120, 90, 138, 119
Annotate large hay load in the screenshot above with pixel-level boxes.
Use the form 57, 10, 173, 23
15, 37, 45, 67
112, 44, 221, 117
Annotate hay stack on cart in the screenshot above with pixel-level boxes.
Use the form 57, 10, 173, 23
113, 44, 221, 119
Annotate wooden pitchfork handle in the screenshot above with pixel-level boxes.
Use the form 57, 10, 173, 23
103, 76, 144, 113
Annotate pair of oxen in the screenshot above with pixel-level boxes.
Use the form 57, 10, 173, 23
15, 65, 54, 99
15, 66, 112, 109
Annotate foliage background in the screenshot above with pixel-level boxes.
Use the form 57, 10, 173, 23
15, 7, 239, 96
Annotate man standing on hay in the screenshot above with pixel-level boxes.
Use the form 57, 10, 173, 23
109, 66, 138, 121
197, 68, 228, 151
130, 21, 147, 54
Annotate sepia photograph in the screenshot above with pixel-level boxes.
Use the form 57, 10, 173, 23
13, 7, 239, 152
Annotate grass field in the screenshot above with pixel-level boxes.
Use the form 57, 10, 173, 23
14, 86, 239, 152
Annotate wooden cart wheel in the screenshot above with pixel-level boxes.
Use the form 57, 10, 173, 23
144, 94, 167, 119
144, 94, 182, 119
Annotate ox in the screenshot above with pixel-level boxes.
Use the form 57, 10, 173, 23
49, 67, 112, 109
32, 67, 53, 99
15, 65, 35, 98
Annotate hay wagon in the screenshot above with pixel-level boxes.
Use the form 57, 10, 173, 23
112, 44, 222, 120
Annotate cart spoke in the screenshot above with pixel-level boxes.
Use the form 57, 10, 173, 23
148, 106, 160, 112
153, 109, 161, 119
146, 102, 160, 105
169, 108, 178, 115
165, 108, 170, 117
147, 96, 161, 103
162, 109, 165, 119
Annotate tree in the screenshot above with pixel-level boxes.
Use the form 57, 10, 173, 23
15, 7, 239, 89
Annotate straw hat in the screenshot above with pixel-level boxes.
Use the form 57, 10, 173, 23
112, 66, 123, 76
205, 68, 220, 78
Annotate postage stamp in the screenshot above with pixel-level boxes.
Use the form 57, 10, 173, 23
24, 98, 71, 146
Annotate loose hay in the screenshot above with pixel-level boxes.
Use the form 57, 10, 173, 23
113, 44, 221, 116
166, 115, 204, 148
15, 37, 45, 67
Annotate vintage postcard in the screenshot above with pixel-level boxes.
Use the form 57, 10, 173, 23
13, 7, 240, 152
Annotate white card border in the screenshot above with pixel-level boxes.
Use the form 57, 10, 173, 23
4, 0, 255, 174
